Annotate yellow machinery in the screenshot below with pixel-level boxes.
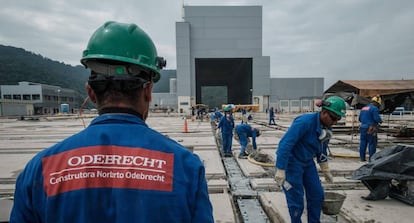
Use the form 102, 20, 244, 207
221, 104, 259, 112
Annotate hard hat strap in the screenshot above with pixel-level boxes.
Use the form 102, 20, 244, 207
86, 60, 153, 81
88, 73, 149, 93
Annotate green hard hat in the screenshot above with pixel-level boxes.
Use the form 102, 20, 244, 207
223, 105, 232, 112
81, 21, 166, 82
322, 96, 346, 117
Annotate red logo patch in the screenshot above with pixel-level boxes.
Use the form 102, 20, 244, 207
42, 146, 174, 196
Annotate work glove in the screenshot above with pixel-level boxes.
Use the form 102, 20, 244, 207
233, 133, 240, 141
274, 168, 286, 187
319, 162, 334, 183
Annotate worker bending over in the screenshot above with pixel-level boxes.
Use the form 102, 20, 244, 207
234, 123, 261, 159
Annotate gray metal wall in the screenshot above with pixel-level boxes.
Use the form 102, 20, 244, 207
176, 22, 191, 97
176, 6, 270, 111
269, 77, 324, 113
270, 77, 324, 101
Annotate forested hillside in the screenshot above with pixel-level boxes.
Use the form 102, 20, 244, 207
0, 45, 90, 102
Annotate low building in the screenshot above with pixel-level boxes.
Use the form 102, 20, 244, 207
0, 81, 78, 116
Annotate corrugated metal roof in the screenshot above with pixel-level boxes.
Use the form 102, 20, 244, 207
325, 80, 414, 97
341, 80, 414, 90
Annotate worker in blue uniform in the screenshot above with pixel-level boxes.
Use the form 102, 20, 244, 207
269, 107, 276, 125
359, 96, 383, 162
274, 96, 346, 223
234, 123, 261, 158
10, 21, 214, 223
217, 106, 235, 157
241, 108, 248, 123
214, 108, 223, 122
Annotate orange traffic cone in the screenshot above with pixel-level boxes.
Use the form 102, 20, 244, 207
184, 118, 188, 133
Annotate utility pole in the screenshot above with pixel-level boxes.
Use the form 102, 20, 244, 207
57, 89, 61, 114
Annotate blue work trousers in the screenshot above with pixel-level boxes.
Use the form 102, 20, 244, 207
359, 127, 377, 161
284, 159, 324, 223
221, 133, 233, 154
238, 133, 248, 154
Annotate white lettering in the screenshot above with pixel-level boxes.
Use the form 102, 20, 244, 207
125, 171, 165, 182
67, 154, 167, 169
96, 170, 124, 178
49, 171, 95, 185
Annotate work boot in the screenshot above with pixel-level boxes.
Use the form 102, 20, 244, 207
238, 152, 248, 159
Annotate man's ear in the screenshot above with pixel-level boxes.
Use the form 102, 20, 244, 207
85, 83, 97, 103
144, 82, 153, 102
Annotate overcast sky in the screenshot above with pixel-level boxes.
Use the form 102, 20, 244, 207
1, 0, 413, 88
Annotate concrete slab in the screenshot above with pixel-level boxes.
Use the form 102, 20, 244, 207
195, 150, 227, 180
0, 154, 35, 178
207, 179, 228, 193
260, 192, 349, 223
260, 189, 414, 223
0, 199, 13, 222
209, 193, 236, 223
250, 178, 279, 192
340, 189, 414, 223
236, 155, 269, 178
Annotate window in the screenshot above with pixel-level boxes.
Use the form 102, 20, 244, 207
13, 94, 21, 100
23, 94, 31, 100
291, 101, 300, 107
281, 101, 289, 107
32, 94, 40, 100
4, 95, 11, 99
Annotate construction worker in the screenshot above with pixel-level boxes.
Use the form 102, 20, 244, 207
241, 108, 248, 123
269, 107, 276, 125
214, 107, 223, 122
274, 95, 346, 223
359, 95, 383, 162
10, 21, 214, 223
234, 123, 261, 159
217, 105, 235, 157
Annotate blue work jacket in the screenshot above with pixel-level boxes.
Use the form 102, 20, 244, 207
214, 111, 223, 120
10, 114, 214, 223
359, 104, 382, 128
276, 112, 329, 169
235, 124, 259, 149
218, 115, 234, 134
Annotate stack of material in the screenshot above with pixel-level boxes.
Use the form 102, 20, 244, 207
345, 110, 360, 127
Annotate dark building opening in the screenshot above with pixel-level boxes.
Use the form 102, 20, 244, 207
195, 58, 252, 109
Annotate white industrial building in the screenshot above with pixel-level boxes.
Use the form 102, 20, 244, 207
0, 82, 77, 116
